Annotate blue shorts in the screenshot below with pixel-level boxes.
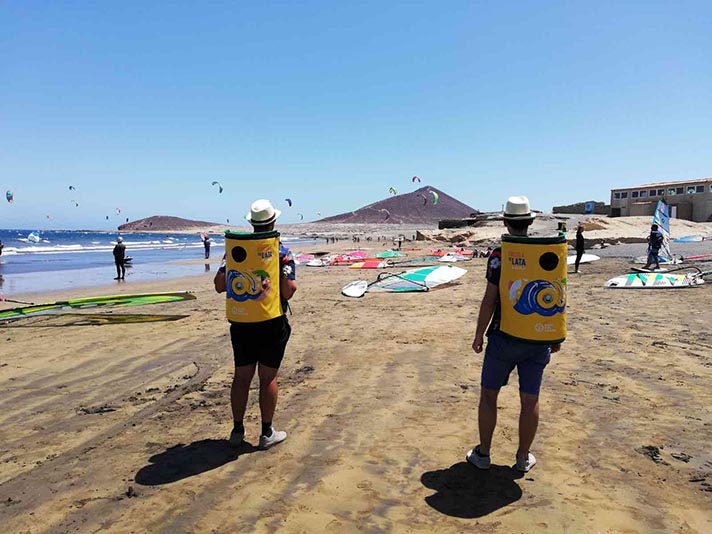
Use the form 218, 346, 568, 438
481, 333, 551, 395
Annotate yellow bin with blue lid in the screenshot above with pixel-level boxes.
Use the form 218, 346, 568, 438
499, 233, 567, 344
225, 230, 282, 323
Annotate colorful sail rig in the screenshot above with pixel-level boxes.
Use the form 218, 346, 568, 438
375, 250, 406, 259
367, 265, 467, 293
0, 292, 196, 322
652, 200, 674, 262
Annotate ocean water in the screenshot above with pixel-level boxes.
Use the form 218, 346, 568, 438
0, 229, 315, 296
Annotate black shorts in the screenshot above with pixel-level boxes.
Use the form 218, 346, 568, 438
229, 315, 291, 369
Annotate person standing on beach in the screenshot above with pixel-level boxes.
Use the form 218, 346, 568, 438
468, 196, 562, 473
642, 224, 663, 270
202, 233, 211, 259
214, 199, 297, 450
574, 224, 585, 273
112, 237, 126, 280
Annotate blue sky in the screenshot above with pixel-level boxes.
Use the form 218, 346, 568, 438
1, 1, 710, 229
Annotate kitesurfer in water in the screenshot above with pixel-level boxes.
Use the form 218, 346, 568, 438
113, 237, 126, 280
0, 238, 3, 257
468, 196, 562, 473
202, 233, 211, 259
214, 199, 297, 450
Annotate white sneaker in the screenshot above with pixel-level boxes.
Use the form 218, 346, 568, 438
228, 428, 245, 447
258, 429, 287, 450
466, 445, 491, 470
516, 452, 537, 472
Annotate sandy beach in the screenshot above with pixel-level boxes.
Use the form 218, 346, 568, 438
1, 236, 711, 533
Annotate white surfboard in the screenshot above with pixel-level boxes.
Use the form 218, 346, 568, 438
341, 280, 368, 298
567, 254, 600, 266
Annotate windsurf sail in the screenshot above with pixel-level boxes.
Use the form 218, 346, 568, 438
375, 250, 406, 259
368, 265, 467, 293
652, 200, 673, 262
0, 292, 196, 322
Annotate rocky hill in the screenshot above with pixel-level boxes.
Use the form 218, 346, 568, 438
318, 186, 477, 224
118, 215, 220, 232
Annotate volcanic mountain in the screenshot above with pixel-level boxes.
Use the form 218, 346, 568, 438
118, 215, 220, 231
318, 186, 477, 224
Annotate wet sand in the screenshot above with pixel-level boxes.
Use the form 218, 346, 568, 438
1, 243, 711, 533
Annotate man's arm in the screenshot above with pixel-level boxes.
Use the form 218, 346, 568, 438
472, 282, 498, 353
281, 278, 297, 300
214, 255, 227, 293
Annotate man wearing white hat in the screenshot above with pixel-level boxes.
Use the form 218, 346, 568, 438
214, 199, 297, 450
468, 196, 561, 473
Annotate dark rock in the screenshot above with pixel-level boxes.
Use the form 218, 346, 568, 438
635, 445, 669, 465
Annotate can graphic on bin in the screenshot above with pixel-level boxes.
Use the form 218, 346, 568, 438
499, 234, 567, 344
225, 230, 282, 323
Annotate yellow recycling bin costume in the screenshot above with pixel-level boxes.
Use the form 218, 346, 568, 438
499, 234, 567, 344
225, 230, 282, 324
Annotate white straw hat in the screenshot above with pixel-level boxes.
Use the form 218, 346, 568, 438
246, 199, 281, 226
503, 195, 535, 220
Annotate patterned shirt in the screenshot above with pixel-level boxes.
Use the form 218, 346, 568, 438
485, 246, 502, 336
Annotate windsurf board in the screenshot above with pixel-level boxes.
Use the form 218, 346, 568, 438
604, 273, 703, 289
341, 280, 368, 298
630, 266, 668, 273
566, 254, 600, 266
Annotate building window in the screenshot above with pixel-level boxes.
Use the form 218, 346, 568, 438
668, 188, 676, 195
614, 192, 621, 199
658, 189, 665, 196
640, 190, 647, 198
687, 186, 696, 194
649, 189, 657, 197
677, 187, 684, 194
621, 192, 628, 199
631, 191, 639, 198
696, 185, 704, 193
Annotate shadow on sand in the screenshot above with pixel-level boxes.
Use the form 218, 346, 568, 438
135, 439, 257, 486
421, 462, 523, 518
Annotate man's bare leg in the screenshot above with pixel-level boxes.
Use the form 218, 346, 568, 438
258, 364, 279, 424
517, 392, 539, 460
478, 388, 500, 455
231, 363, 257, 422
